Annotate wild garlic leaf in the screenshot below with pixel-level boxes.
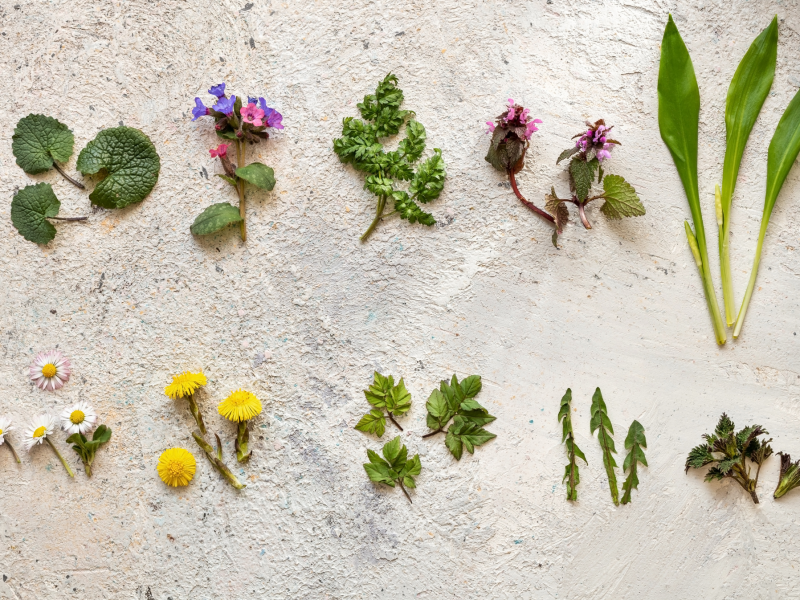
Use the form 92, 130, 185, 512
235, 163, 276, 190
11, 183, 60, 244
77, 126, 160, 209
621, 420, 647, 505
355, 409, 386, 437
590, 387, 619, 506
558, 388, 587, 501
600, 175, 646, 219
12, 114, 75, 174
190, 202, 243, 235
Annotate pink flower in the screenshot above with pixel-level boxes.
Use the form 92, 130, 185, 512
507, 98, 514, 107
597, 144, 612, 162
521, 108, 530, 122
485, 121, 496, 134
30, 350, 71, 392
209, 144, 229, 158
524, 118, 543, 139
240, 102, 266, 127
507, 107, 516, 121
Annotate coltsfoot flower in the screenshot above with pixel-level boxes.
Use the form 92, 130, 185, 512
218, 389, 262, 423
30, 350, 71, 391
165, 371, 208, 435
157, 448, 196, 487
60, 401, 98, 435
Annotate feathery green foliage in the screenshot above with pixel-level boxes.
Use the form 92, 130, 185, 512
590, 388, 619, 505
621, 420, 647, 504
558, 389, 587, 501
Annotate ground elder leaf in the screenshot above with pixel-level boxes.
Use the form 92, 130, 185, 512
190, 202, 243, 235
600, 174, 645, 219
12, 114, 75, 174
355, 409, 386, 438
11, 183, 60, 244
77, 126, 160, 209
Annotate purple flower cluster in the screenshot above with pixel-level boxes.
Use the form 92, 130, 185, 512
486, 98, 542, 140
191, 82, 284, 132
574, 120, 617, 162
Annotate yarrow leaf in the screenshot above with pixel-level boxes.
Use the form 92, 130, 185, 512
190, 202, 243, 235
12, 114, 75, 174
621, 420, 648, 504
11, 183, 60, 244
590, 387, 619, 506
77, 126, 161, 209
558, 388, 587, 501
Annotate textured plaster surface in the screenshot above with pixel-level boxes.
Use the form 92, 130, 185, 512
0, 0, 799, 598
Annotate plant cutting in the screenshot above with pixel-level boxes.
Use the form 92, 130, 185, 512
11, 183, 88, 244
354, 372, 411, 437
658, 15, 727, 345
23, 413, 74, 477
590, 388, 619, 505
558, 388, 587, 501
621, 420, 647, 505
333, 73, 446, 241
192, 431, 246, 490
217, 389, 262, 463
485, 99, 550, 223
191, 83, 282, 240
685, 413, 773, 504
422, 374, 496, 460
363, 435, 421, 503
67, 425, 112, 478
12, 114, 85, 188
774, 452, 800, 499
0, 416, 21, 464
546, 120, 644, 246
164, 371, 208, 435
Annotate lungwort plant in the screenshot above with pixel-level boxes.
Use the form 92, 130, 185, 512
659, 15, 800, 342
685, 413, 773, 504
333, 73, 446, 241
547, 120, 644, 246
190, 83, 282, 240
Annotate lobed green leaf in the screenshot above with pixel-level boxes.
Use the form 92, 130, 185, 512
11, 183, 60, 245
600, 175, 645, 219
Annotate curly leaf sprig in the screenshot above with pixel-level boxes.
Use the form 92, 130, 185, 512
334, 73, 446, 241
558, 389, 587, 501
590, 388, 619, 506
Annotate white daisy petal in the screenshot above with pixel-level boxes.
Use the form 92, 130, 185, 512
23, 413, 55, 451
29, 350, 71, 392
60, 402, 97, 435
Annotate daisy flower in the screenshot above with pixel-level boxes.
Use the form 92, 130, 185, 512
165, 371, 208, 435
24, 413, 73, 477
60, 402, 98, 435
218, 389, 262, 463
29, 349, 71, 391
0, 416, 20, 463
157, 448, 196, 487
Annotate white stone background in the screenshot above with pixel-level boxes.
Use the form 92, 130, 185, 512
0, 0, 799, 597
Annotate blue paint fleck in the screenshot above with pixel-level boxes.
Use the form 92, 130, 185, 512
529, 420, 533, 424
514, 539, 523, 545
260, 549, 265, 556
551, 485, 556, 493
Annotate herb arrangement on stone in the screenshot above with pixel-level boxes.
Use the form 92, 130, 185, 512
685, 413, 773, 504
547, 120, 644, 246
363, 436, 422, 503
354, 372, 411, 437
190, 83, 282, 240
333, 73, 446, 241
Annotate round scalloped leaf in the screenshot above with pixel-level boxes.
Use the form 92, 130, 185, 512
190, 202, 243, 235
76, 127, 160, 209
12, 114, 75, 174
235, 163, 276, 190
11, 183, 60, 244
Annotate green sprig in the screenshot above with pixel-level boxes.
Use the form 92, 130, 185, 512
363, 436, 421, 503
67, 425, 112, 477
354, 372, 412, 437
558, 389, 587, 501
590, 388, 619, 506
621, 420, 647, 505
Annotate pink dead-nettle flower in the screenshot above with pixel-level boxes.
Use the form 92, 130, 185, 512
240, 103, 266, 127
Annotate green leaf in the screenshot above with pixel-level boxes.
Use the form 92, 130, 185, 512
11, 183, 60, 244
364, 174, 394, 196
398, 120, 426, 163
621, 420, 648, 504
445, 429, 464, 460
76, 126, 160, 209
558, 388, 574, 443
590, 387, 619, 505
403, 475, 416, 489
658, 14, 726, 345
458, 399, 496, 427
715, 413, 735, 437
444, 416, 496, 461
391, 191, 435, 226
557, 146, 579, 165
216, 174, 238, 186
559, 389, 587, 501
381, 435, 404, 468
460, 375, 482, 398
235, 163, 276, 190
355, 409, 386, 437
774, 452, 800, 499
12, 114, 75, 174
364, 462, 395, 485
685, 443, 715, 472
600, 175, 646, 219
358, 73, 409, 137
386, 379, 412, 416
364, 436, 421, 500
92, 425, 112, 444
569, 156, 597, 202
409, 149, 446, 203
190, 202, 243, 235
545, 187, 570, 234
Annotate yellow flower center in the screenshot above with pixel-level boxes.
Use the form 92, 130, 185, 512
167, 460, 186, 478
0, 428, 4, 436
42, 363, 57, 378
33, 426, 46, 438
70, 410, 85, 424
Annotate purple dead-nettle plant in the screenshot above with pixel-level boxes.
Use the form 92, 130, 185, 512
190, 83, 283, 241
546, 119, 645, 247
485, 99, 553, 225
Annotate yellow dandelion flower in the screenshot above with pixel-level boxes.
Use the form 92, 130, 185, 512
164, 371, 207, 399
157, 448, 196, 487
218, 389, 262, 422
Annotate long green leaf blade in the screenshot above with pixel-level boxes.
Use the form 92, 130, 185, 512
719, 17, 779, 326
734, 87, 800, 337
658, 15, 727, 345
590, 388, 619, 505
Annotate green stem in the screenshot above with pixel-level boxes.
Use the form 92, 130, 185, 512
5, 441, 20, 464
717, 185, 736, 327
187, 394, 207, 436
685, 222, 727, 345
46, 438, 74, 477
733, 218, 769, 338
84, 462, 93, 477
51, 161, 86, 189
236, 421, 251, 463
236, 139, 246, 242
360, 195, 386, 242
192, 431, 246, 489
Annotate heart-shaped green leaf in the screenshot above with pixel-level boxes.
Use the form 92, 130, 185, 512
600, 175, 646, 219
77, 126, 160, 208
12, 114, 75, 174
11, 183, 60, 244
190, 202, 243, 235
235, 163, 276, 190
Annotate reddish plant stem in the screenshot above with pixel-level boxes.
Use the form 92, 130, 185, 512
387, 413, 404, 432
422, 428, 443, 439
508, 170, 555, 225
577, 203, 592, 229
398, 479, 413, 503
52, 162, 85, 189
49, 216, 88, 222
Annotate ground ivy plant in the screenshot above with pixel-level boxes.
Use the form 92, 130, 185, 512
547, 120, 644, 247
12, 114, 85, 189
11, 183, 87, 245
333, 73, 446, 241
190, 83, 282, 240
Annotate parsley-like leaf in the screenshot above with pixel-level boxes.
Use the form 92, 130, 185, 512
11, 183, 60, 244
12, 114, 75, 174
600, 174, 646, 219
363, 436, 421, 502
621, 420, 647, 504
190, 202, 243, 235
77, 126, 161, 209
558, 389, 587, 501
590, 387, 619, 506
